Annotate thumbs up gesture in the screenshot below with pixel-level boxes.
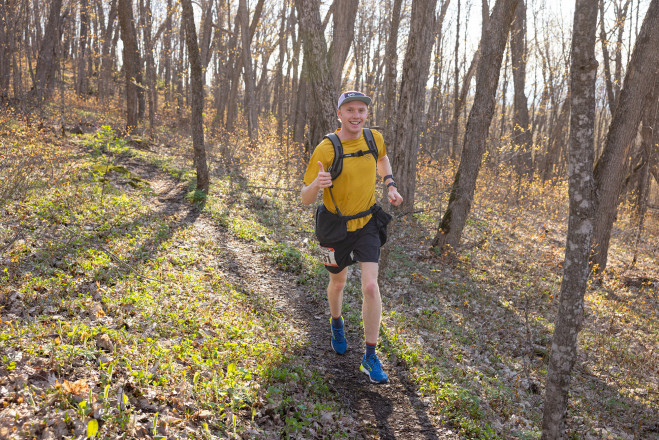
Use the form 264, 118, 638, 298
316, 161, 332, 188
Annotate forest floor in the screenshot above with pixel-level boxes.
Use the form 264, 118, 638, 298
1, 109, 658, 439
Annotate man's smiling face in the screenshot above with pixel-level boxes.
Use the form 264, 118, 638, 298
337, 101, 368, 139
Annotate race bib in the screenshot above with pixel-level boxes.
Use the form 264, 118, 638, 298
320, 246, 338, 267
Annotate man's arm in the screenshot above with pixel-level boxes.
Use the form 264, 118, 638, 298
376, 155, 403, 206
301, 161, 332, 205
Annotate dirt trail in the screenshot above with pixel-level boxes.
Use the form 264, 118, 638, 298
118, 155, 457, 440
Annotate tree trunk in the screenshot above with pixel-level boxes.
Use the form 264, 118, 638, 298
76, 0, 90, 97
382, 0, 404, 144
221, 7, 240, 129
511, 0, 533, 176
0, 0, 12, 97
199, 0, 214, 78
239, 0, 259, 141
630, 94, 658, 265
451, 0, 461, 159
541, 96, 570, 182
180, 0, 209, 193
590, 0, 659, 273
117, 0, 143, 131
390, 0, 440, 212
139, 0, 157, 136
274, 1, 288, 140
30, 0, 63, 102
327, 0, 359, 90
427, 0, 452, 154
599, 0, 616, 115
294, 0, 336, 148
162, 0, 173, 104
541, 1, 598, 438
613, 0, 631, 102
451, 44, 481, 159
224, 0, 264, 132
98, 0, 117, 102
293, 58, 308, 147
431, 0, 519, 256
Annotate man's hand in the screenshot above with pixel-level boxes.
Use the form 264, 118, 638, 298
388, 187, 403, 206
316, 161, 332, 188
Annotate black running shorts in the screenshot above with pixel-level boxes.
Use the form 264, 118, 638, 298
318, 216, 381, 274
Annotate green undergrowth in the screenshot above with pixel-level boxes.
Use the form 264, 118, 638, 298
2, 122, 656, 439
0, 127, 351, 438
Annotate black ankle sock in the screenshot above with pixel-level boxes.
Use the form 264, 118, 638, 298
365, 343, 376, 357
331, 316, 343, 329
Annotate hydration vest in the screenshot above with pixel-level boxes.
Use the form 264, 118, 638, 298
323, 128, 379, 180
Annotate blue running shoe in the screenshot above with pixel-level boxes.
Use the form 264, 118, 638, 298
360, 353, 389, 384
330, 317, 347, 354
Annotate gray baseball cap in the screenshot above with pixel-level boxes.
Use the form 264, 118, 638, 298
337, 91, 371, 109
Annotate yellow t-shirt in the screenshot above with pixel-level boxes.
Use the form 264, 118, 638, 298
304, 129, 386, 231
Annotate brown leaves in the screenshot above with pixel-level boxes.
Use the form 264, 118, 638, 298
59, 379, 89, 396
95, 333, 114, 352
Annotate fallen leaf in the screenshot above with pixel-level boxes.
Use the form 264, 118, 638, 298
62, 379, 89, 396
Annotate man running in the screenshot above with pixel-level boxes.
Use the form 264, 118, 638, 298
301, 91, 403, 384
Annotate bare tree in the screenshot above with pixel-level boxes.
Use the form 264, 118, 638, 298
431, 0, 520, 256
511, 0, 533, 176
541, 1, 598, 438
162, 0, 173, 104
97, 0, 117, 102
224, 0, 264, 132
382, 0, 404, 143
30, 0, 64, 102
180, 0, 209, 193
118, 0, 144, 130
76, 0, 90, 97
390, 0, 443, 211
630, 82, 659, 265
294, 0, 336, 148
0, 0, 12, 98
590, 0, 659, 273
328, 0, 359, 90
599, 0, 616, 114
273, 1, 288, 140
239, 0, 259, 141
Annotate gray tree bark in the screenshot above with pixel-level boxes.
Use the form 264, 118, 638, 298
540, 1, 598, 438
0, 0, 12, 97
30, 0, 64, 102
382, 0, 404, 144
327, 0, 359, 90
450, 0, 461, 159
590, 0, 659, 273
76, 0, 90, 97
199, 0, 214, 76
180, 0, 209, 193
118, 0, 144, 130
390, 0, 441, 212
274, 1, 288, 140
294, 0, 336, 148
162, 0, 173, 104
222, 9, 240, 129
431, 0, 519, 256
98, 0, 117, 102
511, 0, 533, 176
450, 44, 480, 160
224, 0, 264, 132
239, 0, 259, 142
599, 0, 616, 115
139, 0, 156, 135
